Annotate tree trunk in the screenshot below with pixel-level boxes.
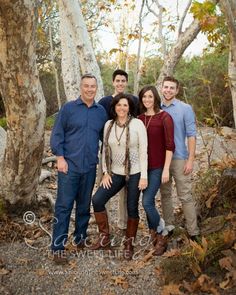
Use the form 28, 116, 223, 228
0, 0, 46, 208
59, 0, 104, 101
48, 15, 62, 108
156, 18, 201, 93
133, 0, 145, 95
59, 0, 81, 101
219, 0, 236, 127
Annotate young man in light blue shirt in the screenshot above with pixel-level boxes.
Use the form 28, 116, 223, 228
160, 76, 199, 240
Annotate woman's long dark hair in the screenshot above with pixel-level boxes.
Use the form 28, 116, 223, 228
139, 85, 161, 114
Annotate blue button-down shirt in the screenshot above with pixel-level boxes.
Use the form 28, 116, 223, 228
50, 97, 107, 173
161, 98, 196, 160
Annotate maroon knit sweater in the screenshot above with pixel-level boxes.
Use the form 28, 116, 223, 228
138, 111, 175, 169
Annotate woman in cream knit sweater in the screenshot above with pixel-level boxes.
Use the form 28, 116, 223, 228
91, 93, 148, 260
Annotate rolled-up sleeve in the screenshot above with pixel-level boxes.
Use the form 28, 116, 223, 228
184, 105, 197, 137
163, 114, 175, 152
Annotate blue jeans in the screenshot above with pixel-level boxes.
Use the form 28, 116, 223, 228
92, 173, 141, 219
51, 167, 96, 251
142, 168, 163, 231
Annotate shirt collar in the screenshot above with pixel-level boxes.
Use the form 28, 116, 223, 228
161, 98, 178, 107
76, 97, 98, 107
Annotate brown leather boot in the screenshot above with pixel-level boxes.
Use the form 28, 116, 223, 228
123, 218, 139, 260
153, 234, 167, 256
149, 229, 157, 246
90, 211, 110, 250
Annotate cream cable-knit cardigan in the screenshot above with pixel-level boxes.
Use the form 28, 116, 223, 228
102, 118, 148, 179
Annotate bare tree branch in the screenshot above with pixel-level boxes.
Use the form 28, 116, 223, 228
178, 0, 192, 37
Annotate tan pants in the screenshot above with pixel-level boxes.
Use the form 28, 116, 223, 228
160, 159, 199, 236
96, 153, 128, 229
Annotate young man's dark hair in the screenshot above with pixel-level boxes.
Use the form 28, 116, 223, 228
112, 69, 128, 82
162, 76, 180, 89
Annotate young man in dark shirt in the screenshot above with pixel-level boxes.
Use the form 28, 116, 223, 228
99, 69, 139, 118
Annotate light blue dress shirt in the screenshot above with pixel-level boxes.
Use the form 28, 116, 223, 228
161, 98, 196, 160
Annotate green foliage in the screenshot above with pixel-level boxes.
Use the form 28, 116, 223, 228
39, 69, 66, 116
191, 1, 217, 19
175, 49, 233, 126
45, 116, 56, 130
139, 56, 162, 88
191, 1, 226, 45
0, 117, 7, 129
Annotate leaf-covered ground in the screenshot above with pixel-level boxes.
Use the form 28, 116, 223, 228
0, 127, 236, 295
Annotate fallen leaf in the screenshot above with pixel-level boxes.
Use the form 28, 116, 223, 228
138, 222, 145, 229
161, 283, 184, 295
111, 275, 129, 289
219, 257, 233, 271
33, 229, 43, 239
225, 212, 236, 221
155, 266, 161, 276
0, 268, 10, 275
142, 249, 155, 262
163, 249, 181, 258
24, 238, 35, 246
223, 229, 236, 246
189, 260, 202, 277
192, 274, 220, 295
47, 183, 57, 190
40, 214, 53, 223
189, 237, 208, 263
205, 187, 218, 208
221, 249, 236, 268
68, 259, 78, 269
35, 268, 47, 276
220, 269, 236, 289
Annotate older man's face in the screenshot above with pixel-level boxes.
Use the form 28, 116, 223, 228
80, 77, 97, 103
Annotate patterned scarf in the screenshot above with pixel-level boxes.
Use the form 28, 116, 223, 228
104, 116, 133, 180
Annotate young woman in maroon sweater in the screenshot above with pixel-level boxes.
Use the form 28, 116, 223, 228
138, 85, 175, 255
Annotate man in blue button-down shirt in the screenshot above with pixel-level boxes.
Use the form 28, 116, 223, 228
160, 76, 199, 240
50, 74, 107, 263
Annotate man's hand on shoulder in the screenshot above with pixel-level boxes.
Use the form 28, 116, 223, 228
57, 156, 68, 174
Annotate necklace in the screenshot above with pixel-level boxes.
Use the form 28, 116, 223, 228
144, 114, 154, 130
115, 122, 126, 145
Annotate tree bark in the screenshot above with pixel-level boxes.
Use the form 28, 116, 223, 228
155, 0, 218, 95
48, 15, 62, 109
156, 18, 201, 93
133, 0, 145, 95
219, 0, 236, 127
59, 0, 104, 101
58, 0, 81, 101
0, 0, 46, 207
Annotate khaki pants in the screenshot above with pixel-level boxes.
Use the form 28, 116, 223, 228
160, 159, 199, 236
96, 153, 127, 229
